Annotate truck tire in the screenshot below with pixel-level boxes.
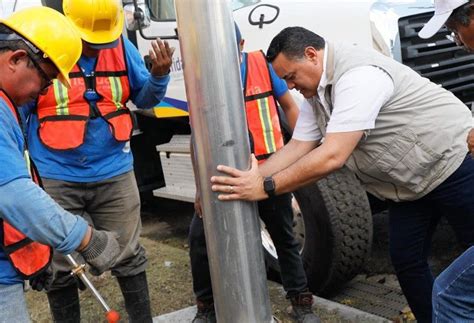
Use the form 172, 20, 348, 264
261, 166, 372, 296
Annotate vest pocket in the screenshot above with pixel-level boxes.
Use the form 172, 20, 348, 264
103, 109, 133, 142
374, 129, 445, 194
38, 116, 89, 150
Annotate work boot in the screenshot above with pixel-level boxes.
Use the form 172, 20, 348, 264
117, 271, 153, 323
289, 292, 321, 323
47, 284, 81, 323
192, 299, 216, 323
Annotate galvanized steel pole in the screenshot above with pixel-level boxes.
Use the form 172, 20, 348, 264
174, 0, 273, 322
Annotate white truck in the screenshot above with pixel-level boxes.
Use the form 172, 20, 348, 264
13, 0, 473, 296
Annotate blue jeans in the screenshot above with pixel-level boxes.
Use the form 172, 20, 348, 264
432, 246, 474, 322
388, 154, 474, 323
0, 283, 30, 323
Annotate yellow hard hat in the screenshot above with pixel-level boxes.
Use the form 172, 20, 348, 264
0, 6, 82, 88
63, 0, 124, 45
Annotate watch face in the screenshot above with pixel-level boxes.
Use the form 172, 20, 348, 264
264, 177, 275, 194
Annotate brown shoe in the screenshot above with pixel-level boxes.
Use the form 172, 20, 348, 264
289, 292, 321, 323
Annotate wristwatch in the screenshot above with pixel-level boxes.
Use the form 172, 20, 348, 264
263, 176, 276, 197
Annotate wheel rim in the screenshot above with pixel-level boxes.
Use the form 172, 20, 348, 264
260, 194, 306, 260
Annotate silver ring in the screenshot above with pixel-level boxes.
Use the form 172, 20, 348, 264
229, 185, 234, 194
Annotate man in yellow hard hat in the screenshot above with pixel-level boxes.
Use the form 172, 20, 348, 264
0, 6, 121, 322
24, 0, 174, 322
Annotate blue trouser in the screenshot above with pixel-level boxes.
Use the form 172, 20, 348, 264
189, 193, 308, 302
432, 246, 474, 322
388, 154, 474, 323
0, 283, 30, 323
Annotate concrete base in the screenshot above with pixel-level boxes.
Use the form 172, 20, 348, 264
153, 296, 390, 323
153, 306, 197, 323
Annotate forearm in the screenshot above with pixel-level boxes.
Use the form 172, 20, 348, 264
132, 74, 170, 109
0, 178, 89, 254
272, 131, 363, 194
273, 144, 343, 194
260, 138, 318, 177
285, 107, 299, 131
278, 92, 299, 131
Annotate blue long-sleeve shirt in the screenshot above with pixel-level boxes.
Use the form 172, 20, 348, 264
25, 38, 170, 182
240, 52, 288, 98
0, 98, 88, 285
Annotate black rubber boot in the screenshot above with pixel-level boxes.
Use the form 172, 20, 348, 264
192, 299, 216, 323
46, 284, 81, 323
117, 271, 153, 323
289, 292, 321, 323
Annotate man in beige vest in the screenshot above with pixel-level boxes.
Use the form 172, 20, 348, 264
418, 0, 474, 321
210, 26, 474, 323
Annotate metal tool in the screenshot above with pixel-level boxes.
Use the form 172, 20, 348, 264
66, 255, 120, 323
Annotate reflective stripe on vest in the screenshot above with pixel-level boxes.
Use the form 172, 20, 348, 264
36, 36, 132, 150
0, 90, 52, 279
244, 51, 284, 162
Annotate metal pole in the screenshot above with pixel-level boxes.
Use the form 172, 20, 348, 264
174, 1, 272, 322
66, 255, 110, 311
65, 255, 120, 323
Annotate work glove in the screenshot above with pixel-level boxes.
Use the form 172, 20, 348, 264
29, 267, 53, 292
73, 274, 87, 291
79, 228, 120, 276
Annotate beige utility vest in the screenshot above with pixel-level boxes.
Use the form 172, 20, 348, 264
310, 42, 471, 202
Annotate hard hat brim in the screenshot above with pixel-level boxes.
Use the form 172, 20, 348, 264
86, 39, 119, 50
419, 11, 452, 39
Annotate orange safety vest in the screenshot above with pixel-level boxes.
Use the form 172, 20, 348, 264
36, 36, 132, 150
0, 90, 52, 279
243, 51, 284, 163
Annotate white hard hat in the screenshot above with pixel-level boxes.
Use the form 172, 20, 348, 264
419, 0, 469, 39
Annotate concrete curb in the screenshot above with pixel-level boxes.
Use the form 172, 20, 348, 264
313, 295, 390, 322
153, 296, 390, 322
153, 306, 196, 322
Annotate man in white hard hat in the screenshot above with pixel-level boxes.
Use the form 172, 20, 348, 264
420, 0, 474, 157
420, 1, 474, 321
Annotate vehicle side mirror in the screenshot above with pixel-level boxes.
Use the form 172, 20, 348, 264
124, 1, 151, 32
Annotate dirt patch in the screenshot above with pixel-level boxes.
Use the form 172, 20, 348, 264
25, 200, 462, 322
26, 236, 340, 322
26, 236, 195, 322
